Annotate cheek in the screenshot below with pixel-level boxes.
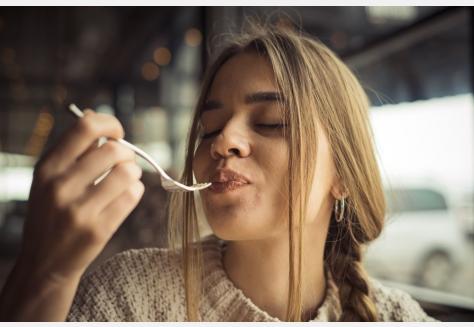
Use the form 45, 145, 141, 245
306, 148, 336, 224
252, 140, 290, 225
307, 176, 330, 223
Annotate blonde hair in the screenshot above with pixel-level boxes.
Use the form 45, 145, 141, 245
168, 21, 385, 322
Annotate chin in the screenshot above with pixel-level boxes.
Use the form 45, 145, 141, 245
200, 189, 286, 241
205, 211, 285, 242
206, 212, 250, 241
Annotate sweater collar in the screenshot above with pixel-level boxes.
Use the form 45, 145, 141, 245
199, 234, 342, 322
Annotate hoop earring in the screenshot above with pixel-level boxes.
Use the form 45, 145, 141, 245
334, 197, 346, 223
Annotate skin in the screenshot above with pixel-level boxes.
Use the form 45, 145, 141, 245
0, 51, 345, 322
193, 52, 345, 321
0, 111, 144, 321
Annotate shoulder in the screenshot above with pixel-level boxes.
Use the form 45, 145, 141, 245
368, 278, 437, 322
67, 247, 185, 321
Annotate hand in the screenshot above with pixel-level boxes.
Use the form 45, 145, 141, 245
21, 109, 145, 282
0, 110, 145, 321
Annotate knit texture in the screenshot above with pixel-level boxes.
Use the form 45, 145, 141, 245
67, 235, 436, 322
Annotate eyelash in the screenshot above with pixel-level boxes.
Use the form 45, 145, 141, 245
202, 130, 220, 139
256, 123, 286, 130
201, 124, 286, 139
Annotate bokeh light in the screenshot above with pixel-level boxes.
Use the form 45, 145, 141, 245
153, 47, 172, 66
141, 62, 160, 81
184, 28, 202, 47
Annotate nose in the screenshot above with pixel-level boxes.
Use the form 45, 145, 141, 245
210, 125, 251, 160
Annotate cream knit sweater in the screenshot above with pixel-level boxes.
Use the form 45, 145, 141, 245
67, 235, 436, 322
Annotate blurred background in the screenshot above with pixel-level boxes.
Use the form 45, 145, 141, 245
0, 6, 472, 321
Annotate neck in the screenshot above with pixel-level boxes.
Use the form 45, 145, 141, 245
222, 223, 329, 321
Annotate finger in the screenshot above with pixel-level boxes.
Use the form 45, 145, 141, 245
97, 180, 145, 235
76, 134, 108, 162
39, 110, 125, 179
65, 140, 136, 191
73, 136, 104, 165
79, 161, 142, 216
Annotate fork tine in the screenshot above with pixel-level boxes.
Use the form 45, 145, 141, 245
160, 176, 211, 192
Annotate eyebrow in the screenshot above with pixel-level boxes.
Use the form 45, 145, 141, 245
201, 91, 283, 112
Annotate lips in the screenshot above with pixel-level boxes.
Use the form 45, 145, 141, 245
209, 168, 250, 193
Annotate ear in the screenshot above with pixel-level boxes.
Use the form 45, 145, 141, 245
330, 175, 348, 199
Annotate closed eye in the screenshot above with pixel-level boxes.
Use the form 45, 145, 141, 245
201, 124, 286, 139
202, 129, 222, 139
255, 123, 286, 129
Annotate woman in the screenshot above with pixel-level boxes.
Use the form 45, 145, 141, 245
0, 23, 435, 321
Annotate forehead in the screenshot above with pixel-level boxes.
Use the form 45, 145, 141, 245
208, 51, 278, 98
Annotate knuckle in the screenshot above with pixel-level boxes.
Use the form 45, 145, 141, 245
125, 181, 144, 203
50, 178, 69, 208
63, 205, 82, 227
96, 113, 125, 139
61, 206, 104, 243
102, 141, 134, 161
102, 141, 122, 158
77, 115, 98, 137
80, 224, 103, 244
109, 116, 125, 138
124, 147, 135, 160
114, 162, 141, 182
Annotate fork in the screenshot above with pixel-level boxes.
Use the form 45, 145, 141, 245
68, 104, 212, 192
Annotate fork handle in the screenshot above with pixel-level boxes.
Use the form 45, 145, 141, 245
116, 139, 172, 180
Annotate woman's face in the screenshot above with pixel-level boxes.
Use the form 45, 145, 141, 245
193, 51, 338, 241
